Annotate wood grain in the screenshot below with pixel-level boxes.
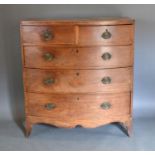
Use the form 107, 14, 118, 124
24, 46, 133, 69
26, 115, 132, 129
21, 26, 75, 44
21, 17, 135, 26
26, 92, 130, 118
24, 67, 132, 93
79, 25, 134, 45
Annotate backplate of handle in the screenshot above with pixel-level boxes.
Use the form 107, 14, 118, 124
43, 52, 55, 61
43, 77, 55, 85
102, 52, 112, 60
43, 30, 54, 41
101, 76, 111, 84
100, 102, 111, 110
101, 29, 111, 39
44, 103, 56, 110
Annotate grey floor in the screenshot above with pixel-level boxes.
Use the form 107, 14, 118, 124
0, 117, 155, 151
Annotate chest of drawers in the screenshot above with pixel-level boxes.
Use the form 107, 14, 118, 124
20, 18, 135, 137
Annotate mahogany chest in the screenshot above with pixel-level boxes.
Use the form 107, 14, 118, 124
20, 18, 135, 136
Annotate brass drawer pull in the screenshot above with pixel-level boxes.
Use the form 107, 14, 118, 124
101, 77, 111, 84
43, 52, 55, 61
100, 102, 111, 110
44, 103, 56, 110
102, 52, 112, 60
101, 29, 111, 39
43, 30, 54, 41
43, 77, 55, 85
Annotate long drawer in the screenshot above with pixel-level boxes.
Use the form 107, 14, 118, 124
24, 67, 132, 93
26, 92, 131, 119
23, 46, 133, 69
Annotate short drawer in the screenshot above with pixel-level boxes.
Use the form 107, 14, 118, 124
23, 46, 133, 69
79, 25, 133, 45
21, 26, 75, 44
26, 92, 131, 119
24, 68, 132, 93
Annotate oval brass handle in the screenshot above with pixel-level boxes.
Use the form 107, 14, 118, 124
101, 77, 111, 84
43, 52, 55, 61
43, 30, 53, 41
102, 52, 112, 60
44, 103, 56, 110
43, 78, 55, 85
101, 29, 111, 39
100, 102, 111, 110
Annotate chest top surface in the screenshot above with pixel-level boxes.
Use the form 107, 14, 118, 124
21, 17, 134, 25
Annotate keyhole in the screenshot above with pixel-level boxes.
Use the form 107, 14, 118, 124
76, 49, 79, 53
77, 97, 80, 100
76, 72, 80, 76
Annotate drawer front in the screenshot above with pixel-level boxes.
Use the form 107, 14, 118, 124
24, 46, 133, 69
79, 25, 133, 45
26, 92, 130, 119
24, 68, 132, 93
21, 26, 75, 44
